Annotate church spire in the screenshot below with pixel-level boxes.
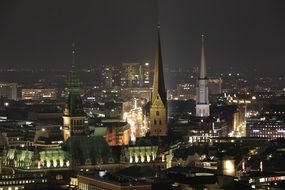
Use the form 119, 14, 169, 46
196, 33, 210, 117
68, 43, 80, 94
152, 25, 167, 107
199, 34, 206, 79
149, 25, 168, 136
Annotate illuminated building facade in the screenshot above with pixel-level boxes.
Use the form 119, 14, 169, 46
247, 121, 285, 139
121, 88, 151, 101
101, 65, 121, 89
124, 146, 158, 164
176, 83, 196, 100
0, 83, 18, 100
63, 46, 86, 142
196, 34, 210, 117
5, 148, 70, 169
121, 62, 150, 88
95, 122, 130, 146
0, 172, 48, 190
21, 88, 57, 101
149, 28, 168, 136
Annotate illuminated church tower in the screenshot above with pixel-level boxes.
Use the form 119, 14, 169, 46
63, 45, 86, 141
149, 26, 168, 136
196, 34, 210, 117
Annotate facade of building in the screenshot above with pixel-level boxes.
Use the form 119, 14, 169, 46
21, 88, 57, 101
0, 83, 18, 100
121, 62, 150, 88
176, 83, 196, 100
0, 172, 48, 190
196, 34, 210, 117
78, 173, 152, 190
247, 121, 285, 139
149, 28, 168, 136
121, 88, 151, 101
124, 145, 158, 164
101, 65, 121, 89
62, 48, 86, 142
94, 122, 130, 146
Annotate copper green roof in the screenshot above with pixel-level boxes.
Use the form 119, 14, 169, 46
64, 45, 84, 116
63, 136, 111, 164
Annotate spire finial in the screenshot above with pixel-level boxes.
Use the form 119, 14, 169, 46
201, 33, 206, 43
72, 42, 76, 68
199, 33, 207, 79
69, 42, 79, 90
157, 23, 160, 29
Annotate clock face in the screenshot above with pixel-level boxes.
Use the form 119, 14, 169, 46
155, 101, 160, 106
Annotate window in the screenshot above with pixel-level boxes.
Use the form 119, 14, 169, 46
156, 111, 159, 116
154, 120, 157, 125
159, 120, 162, 125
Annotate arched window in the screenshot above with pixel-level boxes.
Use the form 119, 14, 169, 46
154, 120, 157, 125
156, 111, 159, 116
159, 120, 162, 125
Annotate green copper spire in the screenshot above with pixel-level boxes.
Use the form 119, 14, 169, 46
64, 43, 84, 116
68, 43, 80, 94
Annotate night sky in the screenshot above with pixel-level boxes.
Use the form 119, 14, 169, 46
0, 0, 285, 75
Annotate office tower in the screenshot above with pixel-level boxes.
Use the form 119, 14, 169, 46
63, 46, 86, 141
101, 65, 113, 89
0, 83, 18, 100
121, 62, 150, 88
196, 34, 210, 117
149, 27, 168, 136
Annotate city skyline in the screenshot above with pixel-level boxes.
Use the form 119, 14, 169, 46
0, 0, 285, 75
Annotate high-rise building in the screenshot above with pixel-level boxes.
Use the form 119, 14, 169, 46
196, 34, 210, 117
63, 46, 86, 142
0, 83, 18, 100
149, 27, 168, 136
121, 62, 150, 88
101, 65, 113, 89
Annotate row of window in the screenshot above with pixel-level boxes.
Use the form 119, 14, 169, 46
154, 120, 162, 125
72, 119, 84, 125
78, 183, 104, 190
0, 179, 46, 185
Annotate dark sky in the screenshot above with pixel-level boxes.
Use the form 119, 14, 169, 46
0, 0, 285, 75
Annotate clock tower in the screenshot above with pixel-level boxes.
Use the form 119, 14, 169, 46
63, 44, 86, 141
149, 26, 168, 136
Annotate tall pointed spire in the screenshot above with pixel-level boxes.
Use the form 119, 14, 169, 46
196, 33, 210, 117
68, 43, 80, 93
199, 34, 206, 79
152, 24, 167, 107
63, 43, 86, 142
64, 43, 84, 116
149, 24, 168, 136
